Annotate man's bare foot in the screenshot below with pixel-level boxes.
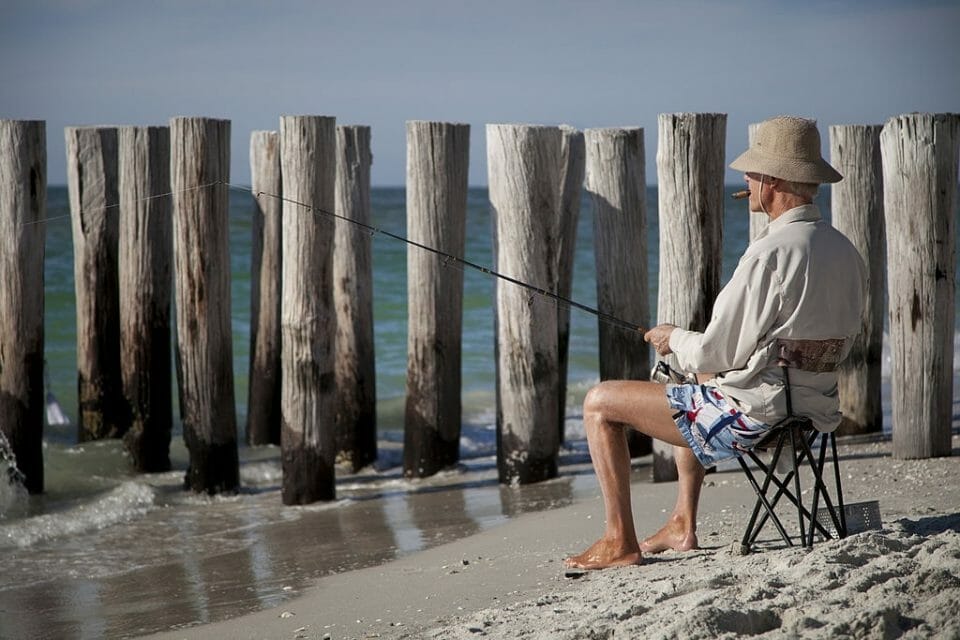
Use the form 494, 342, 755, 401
564, 537, 643, 570
639, 517, 698, 554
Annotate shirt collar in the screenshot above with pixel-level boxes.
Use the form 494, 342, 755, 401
766, 204, 822, 234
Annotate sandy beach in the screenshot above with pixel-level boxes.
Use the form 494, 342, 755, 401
143, 434, 960, 640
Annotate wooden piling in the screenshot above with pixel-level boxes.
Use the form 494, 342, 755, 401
279, 115, 338, 503
118, 126, 173, 472
585, 127, 652, 457
829, 124, 884, 435
170, 117, 239, 493
334, 124, 377, 472
556, 125, 585, 445
487, 124, 562, 485
746, 122, 768, 243
880, 113, 959, 459
65, 126, 124, 442
403, 121, 470, 478
654, 113, 727, 481
0, 119, 46, 494
247, 131, 283, 446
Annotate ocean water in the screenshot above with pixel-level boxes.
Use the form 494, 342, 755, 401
1, 185, 957, 639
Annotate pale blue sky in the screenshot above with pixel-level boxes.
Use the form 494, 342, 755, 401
2, 0, 958, 186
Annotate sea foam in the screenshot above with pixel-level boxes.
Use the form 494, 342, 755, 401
0, 481, 156, 549
0, 430, 29, 520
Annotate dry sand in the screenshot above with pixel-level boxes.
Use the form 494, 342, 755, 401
147, 436, 960, 640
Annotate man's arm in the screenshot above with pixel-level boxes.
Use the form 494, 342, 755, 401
658, 255, 782, 375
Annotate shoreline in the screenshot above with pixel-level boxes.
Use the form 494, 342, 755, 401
144, 434, 960, 640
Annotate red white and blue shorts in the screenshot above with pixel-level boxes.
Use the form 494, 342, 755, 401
666, 383, 772, 468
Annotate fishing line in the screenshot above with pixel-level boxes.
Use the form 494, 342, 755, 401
17, 182, 220, 227
225, 182, 648, 335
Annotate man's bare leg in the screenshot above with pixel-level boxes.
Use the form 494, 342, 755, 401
565, 380, 689, 570
564, 418, 640, 569
639, 445, 705, 553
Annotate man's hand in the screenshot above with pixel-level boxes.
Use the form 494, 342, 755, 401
644, 323, 677, 357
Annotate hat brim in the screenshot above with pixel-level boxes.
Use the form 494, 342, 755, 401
729, 148, 843, 184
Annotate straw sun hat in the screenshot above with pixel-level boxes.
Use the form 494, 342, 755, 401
729, 116, 842, 184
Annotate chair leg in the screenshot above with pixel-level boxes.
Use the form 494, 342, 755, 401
740, 459, 795, 549
738, 457, 767, 552
739, 435, 795, 550
831, 432, 848, 538
789, 427, 807, 546
796, 431, 844, 542
747, 431, 812, 547
806, 433, 828, 544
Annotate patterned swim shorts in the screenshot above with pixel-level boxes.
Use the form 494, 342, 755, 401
666, 383, 772, 468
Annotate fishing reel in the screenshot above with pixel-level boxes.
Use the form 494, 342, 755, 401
650, 360, 697, 385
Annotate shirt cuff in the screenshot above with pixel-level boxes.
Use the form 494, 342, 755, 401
668, 327, 695, 353
668, 328, 701, 371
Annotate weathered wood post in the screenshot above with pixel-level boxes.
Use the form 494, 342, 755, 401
830, 124, 885, 435
487, 124, 562, 485
0, 119, 46, 494
65, 126, 124, 442
280, 115, 338, 503
654, 112, 726, 481
585, 127, 652, 458
556, 125, 585, 444
334, 124, 377, 472
404, 121, 470, 478
118, 125, 173, 471
747, 122, 768, 243
881, 112, 959, 459
170, 117, 239, 493
247, 130, 283, 446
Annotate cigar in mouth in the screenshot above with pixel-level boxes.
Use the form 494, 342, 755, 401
731, 190, 750, 200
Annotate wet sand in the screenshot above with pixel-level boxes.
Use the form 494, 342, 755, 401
1, 444, 606, 639
142, 435, 960, 640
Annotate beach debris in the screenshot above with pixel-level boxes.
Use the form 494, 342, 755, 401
45, 390, 72, 427
279, 611, 295, 618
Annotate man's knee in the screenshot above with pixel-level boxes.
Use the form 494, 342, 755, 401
583, 380, 640, 422
583, 382, 612, 419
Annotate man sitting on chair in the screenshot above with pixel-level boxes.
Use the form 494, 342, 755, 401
566, 116, 867, 570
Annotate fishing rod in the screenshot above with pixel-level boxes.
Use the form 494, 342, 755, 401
224, 182, 649, 335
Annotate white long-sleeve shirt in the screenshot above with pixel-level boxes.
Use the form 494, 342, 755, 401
668, 204, 867, 431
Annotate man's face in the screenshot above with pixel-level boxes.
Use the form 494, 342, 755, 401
745, 173, 766, 213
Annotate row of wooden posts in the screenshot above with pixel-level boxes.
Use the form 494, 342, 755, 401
0, 113, 957, 504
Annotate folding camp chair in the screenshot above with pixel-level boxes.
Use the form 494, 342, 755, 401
736, 338, 849, 553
